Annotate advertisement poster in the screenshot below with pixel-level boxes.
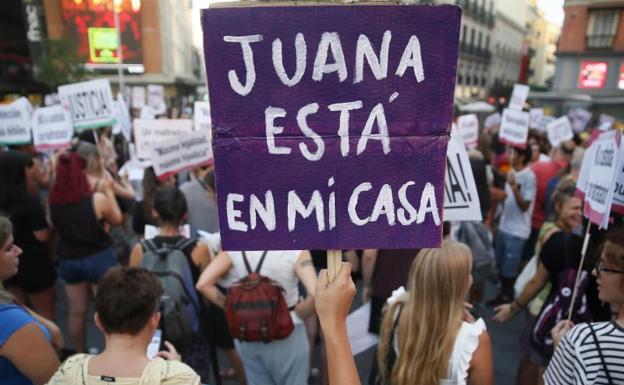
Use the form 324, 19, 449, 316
578, 61, 608, 89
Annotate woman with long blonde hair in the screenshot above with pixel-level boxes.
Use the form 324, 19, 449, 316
377, 241, 493, 385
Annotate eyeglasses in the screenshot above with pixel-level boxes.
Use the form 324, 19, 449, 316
595, 261, 624, 275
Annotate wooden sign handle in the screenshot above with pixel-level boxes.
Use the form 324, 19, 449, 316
327, 249, 342, 283
567, 222, 592, 322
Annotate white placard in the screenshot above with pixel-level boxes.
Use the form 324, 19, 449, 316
147, 84, 166, 114
547, 116, 574, 148
509, 84, 530, 111
31, 105, 73, 151
134, 119, 193, 159
484, 112, 501, 129
576, 144, 595, 197
131, 86, 146, 109
567, 108, 592, 133
150, 130, 213, 178
194, 101, 212, 132
535, 115, 555, 133
584, 130, 622, 229
443, 127, 482, 222
598, 114, 615, 132
457, 114, 479, 149
144, 224, 191, 240
529, 108, 544, 129
112, 94, 132, 142
58, 79, 116, 131
44, 93, 60, 106
499, 108, 530, 148
0, 97, 32, 145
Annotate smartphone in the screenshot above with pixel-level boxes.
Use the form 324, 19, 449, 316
147, 329, 162, 359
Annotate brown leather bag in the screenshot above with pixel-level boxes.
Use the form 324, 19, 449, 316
225, 251, 294, 342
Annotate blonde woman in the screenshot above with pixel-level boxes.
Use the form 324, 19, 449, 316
377, 241, 493, 385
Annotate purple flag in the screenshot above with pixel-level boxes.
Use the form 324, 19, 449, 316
202, 5, 461, 250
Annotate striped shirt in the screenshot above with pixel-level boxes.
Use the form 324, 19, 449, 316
544, 321, 624, 385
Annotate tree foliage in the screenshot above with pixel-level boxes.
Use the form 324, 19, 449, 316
35, 39, 92, 89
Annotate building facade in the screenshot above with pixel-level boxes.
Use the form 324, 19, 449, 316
526, 0, 560, 88
548, 0, 624, 117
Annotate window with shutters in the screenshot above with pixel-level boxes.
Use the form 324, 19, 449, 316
586, 9, 619, 49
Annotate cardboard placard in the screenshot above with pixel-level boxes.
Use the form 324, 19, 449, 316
509, 84, 529, 111
147, 84, 166, 114
546, 116, 573, 148
194, 101, 212, 132
112, 94, 132, 142
598, 114, 615, 132
150, 130, 213, 179
202, 4, 460, 250
133, 118, 193, 159
443, 127, 482, 221
529, 108, 544, 129
568, 107, 592, 133
457, 114, 478, 149
31, 105, 73, 151
131, 86, 146, 109
58, 79, 116, 131
484, 112, 501, 129
0, 97, 32, 145
499, 108, 530, 148
535, 115, 555, 133
584, 130, 621, 229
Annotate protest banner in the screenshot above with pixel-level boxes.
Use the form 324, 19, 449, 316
583, 130, 621, 229
484, 112, 501, 129
509, 84, 529, 111
134, 118, 193, 159
443, 127, 482, 222
150, 130, 213, 180
31, 105, 73, 151
535, 115, 555, 132
44, 93, 60, 106
546, 116, 573, 148
599, 114, 615, 132
499, 108, 530, 148
132, 86, 146, 109
58, 79, 116, 131
202, 4, 460, 250
457, 114, 478, 149
147, 84, 166, 114
529, 108, 543, 129
0, 97, 32, 145
568, 107, 592, 133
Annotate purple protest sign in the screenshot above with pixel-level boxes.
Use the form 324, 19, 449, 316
202, 4, 461, 250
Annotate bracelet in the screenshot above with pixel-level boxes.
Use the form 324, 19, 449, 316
511, 300, 525, 314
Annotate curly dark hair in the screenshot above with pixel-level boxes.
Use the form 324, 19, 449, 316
95, 267, 162, 335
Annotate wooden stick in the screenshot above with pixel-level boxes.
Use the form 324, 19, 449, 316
327, 249, 342, 283
567, 221, 592, 322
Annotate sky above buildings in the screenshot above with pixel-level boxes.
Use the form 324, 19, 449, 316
538, 0, 564, 26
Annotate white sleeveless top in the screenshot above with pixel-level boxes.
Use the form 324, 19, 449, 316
224, 250, 302, 306
392, 318, 486, 385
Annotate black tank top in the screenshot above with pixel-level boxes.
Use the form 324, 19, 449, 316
50, 196, 112, 259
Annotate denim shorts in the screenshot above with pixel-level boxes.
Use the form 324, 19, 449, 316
58, 247, 117, 285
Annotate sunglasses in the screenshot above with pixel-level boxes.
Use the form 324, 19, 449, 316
595, 261, 624, 275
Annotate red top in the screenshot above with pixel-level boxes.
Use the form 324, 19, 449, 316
530, 159, 568, 229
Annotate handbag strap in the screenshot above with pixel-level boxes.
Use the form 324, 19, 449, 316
242, 251, 269, 274
588, 323, 614, 385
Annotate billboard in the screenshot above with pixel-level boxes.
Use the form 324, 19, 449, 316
61, 0, 142, 66
578, 61, 607, 89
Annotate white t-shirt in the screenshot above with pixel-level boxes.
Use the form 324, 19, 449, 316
225, 250, 302, 309
499, 167, 537, 239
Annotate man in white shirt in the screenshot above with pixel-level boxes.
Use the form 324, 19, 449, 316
490, 145, 537, 305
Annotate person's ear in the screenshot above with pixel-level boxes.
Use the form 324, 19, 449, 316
150, 312, 161, 329
94, 313, 105, 333
151, 209, 160, 221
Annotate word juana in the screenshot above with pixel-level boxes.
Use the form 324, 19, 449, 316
224, 31, 425, 96
226, 177, 440, 232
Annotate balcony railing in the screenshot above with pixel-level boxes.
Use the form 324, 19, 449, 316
586, 34, 615, 49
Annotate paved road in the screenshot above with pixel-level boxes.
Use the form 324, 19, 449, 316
54, 280, 526, 385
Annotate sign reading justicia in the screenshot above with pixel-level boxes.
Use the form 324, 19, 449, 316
202, 4, 461, 250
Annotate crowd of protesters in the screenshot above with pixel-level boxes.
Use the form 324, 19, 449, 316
1, 105, 624, 385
